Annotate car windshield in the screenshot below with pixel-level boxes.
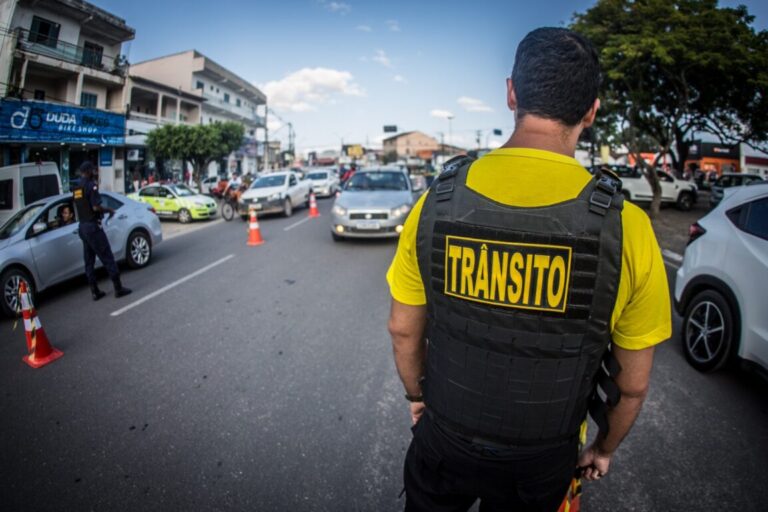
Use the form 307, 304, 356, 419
251, 175, 287, 188
168, 185, 195, 197
345, 172, 408, 191
0, 204, 44, 239
307, 172, 328, 180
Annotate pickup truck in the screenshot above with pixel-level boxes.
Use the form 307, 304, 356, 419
238, 171, 311, 217
597, 166, 698, 211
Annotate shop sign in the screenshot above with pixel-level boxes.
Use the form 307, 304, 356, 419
0, 99, 125, 145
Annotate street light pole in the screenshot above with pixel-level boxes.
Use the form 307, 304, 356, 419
447, 115, 454, 155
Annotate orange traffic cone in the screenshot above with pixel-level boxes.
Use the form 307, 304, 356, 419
247, 207, 264, 246
308, 192, 320, 218
19, 281, 63, 369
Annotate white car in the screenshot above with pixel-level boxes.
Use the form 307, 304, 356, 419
238, 171, 311, 217
618, 167, 698, 211
674, 183, 768, 373
199, 176, 220, 195
305, 169, 340, 198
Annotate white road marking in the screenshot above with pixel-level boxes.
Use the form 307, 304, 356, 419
284, 216, 312, 231
110, 254, 234, 317
163, 218, 225, 240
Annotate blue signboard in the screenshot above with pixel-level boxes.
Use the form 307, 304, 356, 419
99, 147, 113, 167
0, 99, 125, 145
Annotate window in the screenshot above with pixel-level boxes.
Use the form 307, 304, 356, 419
139, 186, 159, 197
22, 175, 59, 204
289, 175, 297, 187
210, 85, 214, 91
0, 179, 12, 210
34, 89, 45, 100
80, 92, 98, 108
29, 16, 60, 48
236, 99, 241, 107
100, 194, 123, 211
744, 198, 768, 241
82, 41, 103, 68
224, 93, 230, 103
196, 81, 204, 90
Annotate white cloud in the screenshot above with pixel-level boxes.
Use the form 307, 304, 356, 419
372, 49, 392, 68
458, 96, 493, 113
260, 67, 365, 113
356, 24, 372, 32
430, 109, 454, 119
323, 1, 351, 14
393, 74, 406, 83
386, 19, 400, 32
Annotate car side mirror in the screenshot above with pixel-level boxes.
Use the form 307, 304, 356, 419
32, 222, 47, 235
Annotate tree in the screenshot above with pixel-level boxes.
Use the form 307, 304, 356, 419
571, 0, 768, 217
146, 122, 245, 189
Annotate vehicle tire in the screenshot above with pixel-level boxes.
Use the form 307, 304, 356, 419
332, 232, 343, 242
1, 267, 34, 318
126, 230, 152, 269
677, 192, 694, 211
178, 208, 192, 223
221, 202, 235, 221
682, 290, 736, 372
283, 198, 293, 217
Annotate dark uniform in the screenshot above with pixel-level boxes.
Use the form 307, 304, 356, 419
72, 172, 128, 298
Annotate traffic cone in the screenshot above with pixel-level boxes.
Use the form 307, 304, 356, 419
308, 192, 320, 218
19, 282, 63, 369
247, 207, 264, 246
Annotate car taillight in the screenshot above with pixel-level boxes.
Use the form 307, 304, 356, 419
687, 222, 706, 245
148, 207, 157, 215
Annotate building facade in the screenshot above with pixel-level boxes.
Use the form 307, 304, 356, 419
0, 0, 134, 191
383, 131, 439, 159
130, 50, 266, 176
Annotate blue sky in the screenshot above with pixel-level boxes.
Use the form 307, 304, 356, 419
96, 0, 768, 155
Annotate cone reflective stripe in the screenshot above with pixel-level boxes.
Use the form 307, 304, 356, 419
18, 281, 63, 369
247, 207, 264, 246
308, 192, 320, 218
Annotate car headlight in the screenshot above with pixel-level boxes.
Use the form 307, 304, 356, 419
390, 203, 412, 217
269, 193, 282, 201
332, 204, 347, 216
194, 202, 205, 207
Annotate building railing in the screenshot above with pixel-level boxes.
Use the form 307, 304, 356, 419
14, 27, 129, 76
201, 91, 265, 126
129, 111, 197, 126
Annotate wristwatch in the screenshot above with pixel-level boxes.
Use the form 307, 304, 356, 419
405, 393, 424, 403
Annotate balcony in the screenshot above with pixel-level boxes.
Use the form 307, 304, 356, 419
14, 27, 128, 77
201, 91, 265, 127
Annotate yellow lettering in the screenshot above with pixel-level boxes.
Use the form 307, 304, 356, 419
490, 251, 508, 302
533, 254, 551, 306
460, 246, 475, 296
523, 254, 533, 305
508, 252, 523, 303
474, 245, 489, 299
447, 244, 462, 293
547, 255, 567, 308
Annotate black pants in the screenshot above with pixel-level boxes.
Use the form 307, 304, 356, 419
404, 413, 578, 512
78, 221, 120, 285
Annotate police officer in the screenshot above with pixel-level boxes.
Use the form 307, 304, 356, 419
72, 161, 132, 300
387, 27, 671, 511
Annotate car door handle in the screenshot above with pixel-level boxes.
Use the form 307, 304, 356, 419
118, 214, 128, 220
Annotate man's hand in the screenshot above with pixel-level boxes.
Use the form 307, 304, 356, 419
577, 442, 613, 481
410, 402, 426, 425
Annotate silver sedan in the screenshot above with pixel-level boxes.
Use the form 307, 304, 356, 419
330, 168, 420, 240
0, 192, 162, 317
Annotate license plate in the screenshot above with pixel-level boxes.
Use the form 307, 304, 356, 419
356, 220, 380, 230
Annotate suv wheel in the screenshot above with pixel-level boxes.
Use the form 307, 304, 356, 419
1, 268, 34, 318
283, 198, 293, 217
682, 290, 736, 372
127, 230, 152, 269
677, 191, 694, 211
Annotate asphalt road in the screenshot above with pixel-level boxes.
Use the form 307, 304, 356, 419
1, 198, 766, 511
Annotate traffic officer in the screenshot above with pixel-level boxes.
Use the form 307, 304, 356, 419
72, 161, 132, 301
387, 27, 671, 511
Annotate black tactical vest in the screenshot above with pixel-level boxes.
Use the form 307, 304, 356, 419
72, 181, 97, 223
416, 156, 624, 445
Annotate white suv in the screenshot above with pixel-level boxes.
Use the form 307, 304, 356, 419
674, 183, 768, 373
620, 167, 698, 211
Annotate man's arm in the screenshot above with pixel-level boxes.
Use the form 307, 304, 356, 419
387, 298, 427, 424
579, 344, 655, 480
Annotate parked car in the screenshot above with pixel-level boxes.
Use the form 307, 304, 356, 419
199, 176, 221, 195
709, 172, 764, 209
0, 192, 162, 317
619, 167, 698, 211
330, 168, 416, 240
305, 169, 340, 198
0, 161, 63, 227
674, 183, 768, 373
129, 184, 217, 223
238, 171, 311, 217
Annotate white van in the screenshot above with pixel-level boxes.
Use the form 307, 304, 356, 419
0, 162, 63, 227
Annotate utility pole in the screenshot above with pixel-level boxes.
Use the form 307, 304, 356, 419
263, 102, 269, 172
447, 115, 454, 155
476, 130, 482, 150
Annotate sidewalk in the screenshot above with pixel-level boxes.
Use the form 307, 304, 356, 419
640, 190, 711, 259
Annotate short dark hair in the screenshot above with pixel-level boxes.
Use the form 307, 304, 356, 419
79, 161, 96, 176
511, 27, 601, 126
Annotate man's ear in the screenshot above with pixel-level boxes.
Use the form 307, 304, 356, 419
506, 78, 517, 112
582, 98, 600, 128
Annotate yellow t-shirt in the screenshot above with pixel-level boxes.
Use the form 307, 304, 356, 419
386, 148, 671, 350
